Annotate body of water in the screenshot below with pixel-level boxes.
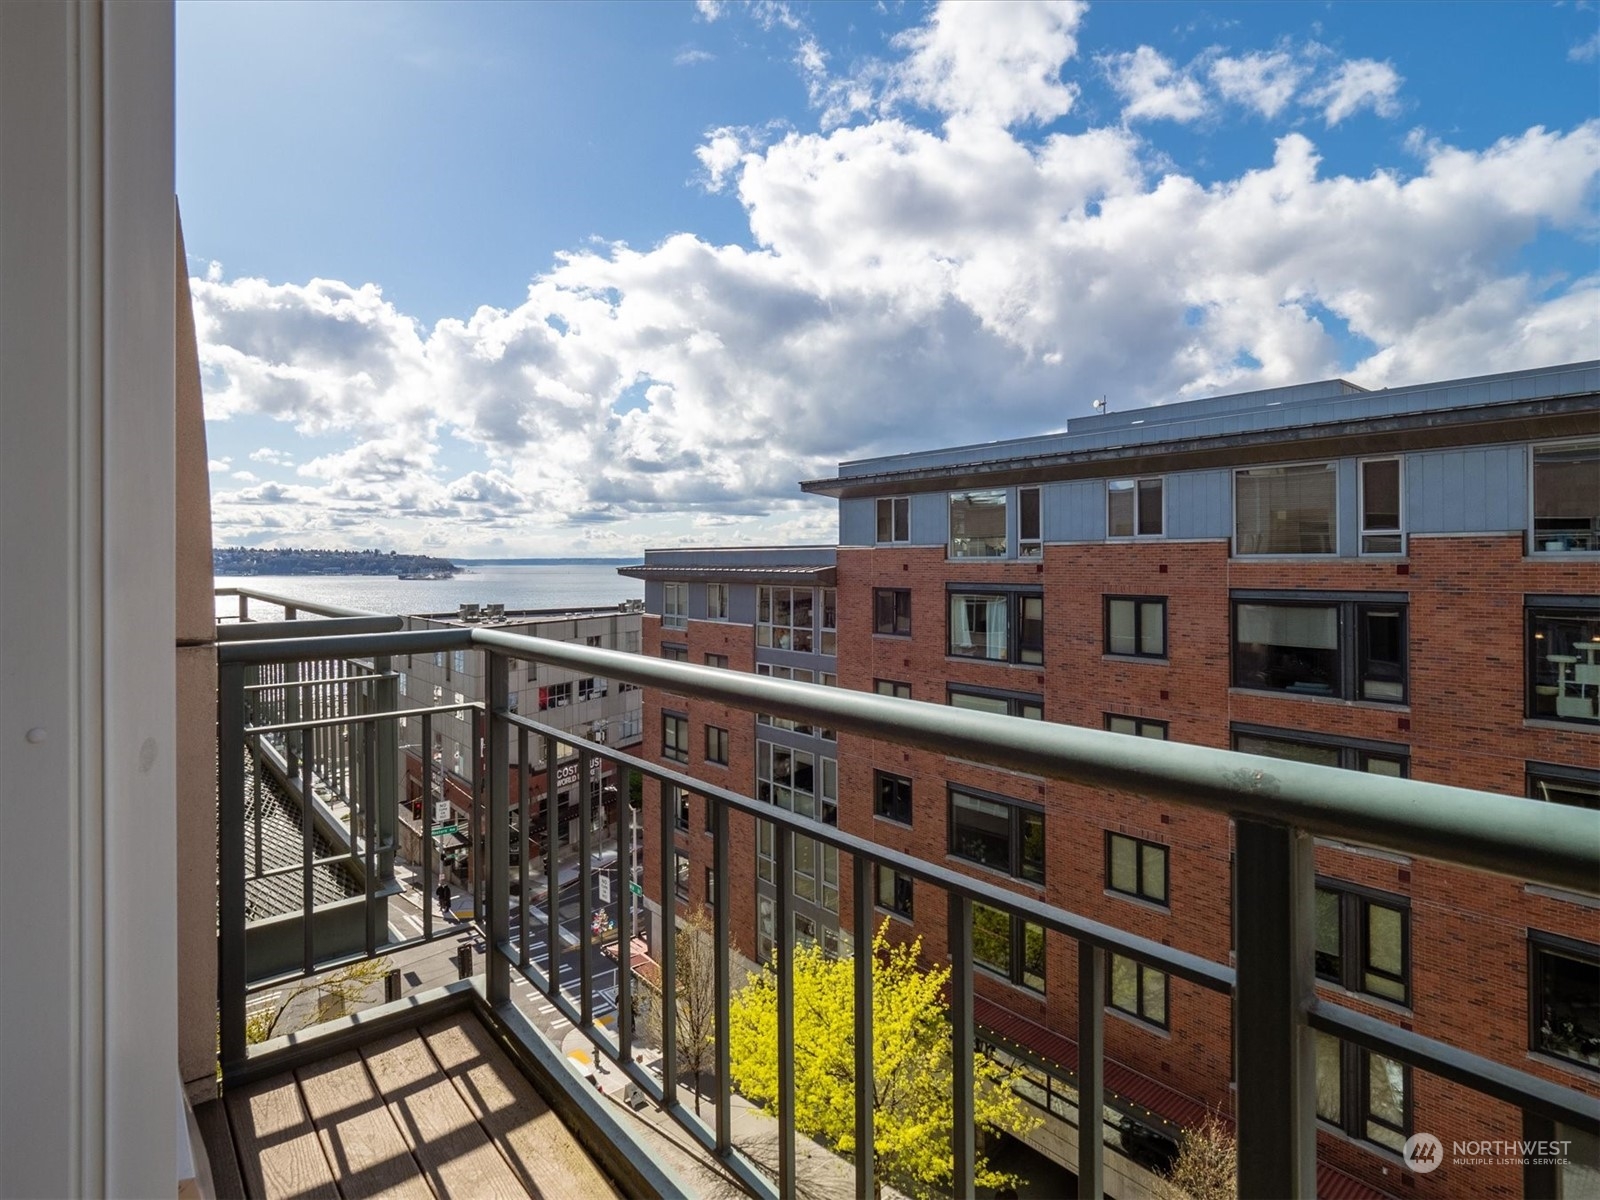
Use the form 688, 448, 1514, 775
215, 562, 642, 619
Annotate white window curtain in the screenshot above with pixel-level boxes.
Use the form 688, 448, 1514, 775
952, 595, 974, 651
985, 596, 1008, 658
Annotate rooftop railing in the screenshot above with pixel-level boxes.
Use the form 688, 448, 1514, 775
215, 592, 1600, 1199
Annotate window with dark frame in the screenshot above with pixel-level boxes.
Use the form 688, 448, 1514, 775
674, 851, 690, 901
705, 725, 729, 766
1315, 880, 1409, 1006
704, 652, 729, 669
973, 902, 1045, 993
948, 589, 1044, 665
821, 588, 837, 654
950, 686, 1043, 720
949, 788, 1044, 884
1108, 477, 1164, 538
1108, 954, 1167, 1028
875, 679, 912, 699
1106, 832, 1168, 905
1019, 486, 1042, 557
874, 589, 912, 636
1316, 1032, 1409, 1153
1360, 458, 1404, 554
1526, 598, 1600, 724
1232, 725, 1409, 777
672, 786, 690, 833
1106, 714, 1167, 739
876, 865, 913, 918
662, 713, 688, 763
1231, 594, 1408, 704
1105, 596, 1166, 658
876, 496, 910, 544
1530, 931, 1600, 1069
874, 770, 913, 825
1527, 761, 1600, 810
661, 643, 688, 662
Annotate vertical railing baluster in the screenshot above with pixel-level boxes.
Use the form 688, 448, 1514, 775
713, 796, 731, 1156
517, 726, 530, 970
617, 761, 635, 1067
421, 712, 435, 942
374, 658, 397, 883
578, 748, 594, 1028
852, 853, 875, 1200
659, 778, 679, 1111
949, 891, 975, 1200
544, 735, 559, 984
472, 705, 486, 921
363, 715, 377, 957
776, 823, 796, 1200
1234, 818, 1316, 1199
485, 654, 510, 1006
1077, 942, 1105, 1199
301, 738, 315, 973
218, 663, 248, 1079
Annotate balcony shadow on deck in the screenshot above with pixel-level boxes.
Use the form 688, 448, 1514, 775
196, 987, 673, 1199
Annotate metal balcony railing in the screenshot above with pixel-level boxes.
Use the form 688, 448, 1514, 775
214, 591, 1600, 1200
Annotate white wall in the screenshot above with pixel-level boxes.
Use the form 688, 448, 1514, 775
0, 4, 178, 1196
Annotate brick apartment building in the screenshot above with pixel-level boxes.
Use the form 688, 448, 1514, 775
619, 360, 1599, 1198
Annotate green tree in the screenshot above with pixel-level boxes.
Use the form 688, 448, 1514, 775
728, 922, 1038, 1197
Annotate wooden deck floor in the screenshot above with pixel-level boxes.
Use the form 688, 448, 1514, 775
199, 1014, 619, 1199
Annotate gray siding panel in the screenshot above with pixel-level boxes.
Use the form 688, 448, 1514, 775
840, 498, 874, 547
1337, 459, 1360, 556
1409, 446, 1527, 533
1167, 471, 1232, 540
643, 579, 663, 617
729, 584, 758, 626
910, 492, 947, 546
1046, 479, 1105, 541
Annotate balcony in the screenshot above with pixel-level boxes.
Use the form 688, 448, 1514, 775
209, 588, 1600, 1199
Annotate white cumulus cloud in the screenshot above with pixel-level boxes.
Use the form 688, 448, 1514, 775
1307, 58, 1403, 126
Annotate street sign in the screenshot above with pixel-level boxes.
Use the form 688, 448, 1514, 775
434, 799, 451, 823
433, 823, 459, 837
629, 881, 643, 897
599, 874, 611, 904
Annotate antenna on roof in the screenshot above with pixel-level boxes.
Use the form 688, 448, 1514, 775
1093, 395, 1110, 414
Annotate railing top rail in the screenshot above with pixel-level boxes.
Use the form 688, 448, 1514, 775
217, 624, 1600, 896
217, 614, 403, 641
215, 585, 380, 620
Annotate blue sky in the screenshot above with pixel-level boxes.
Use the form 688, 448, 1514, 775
180, 0, 1599, 557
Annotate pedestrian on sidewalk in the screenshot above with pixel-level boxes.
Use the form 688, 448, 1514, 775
436, 881, 452, 916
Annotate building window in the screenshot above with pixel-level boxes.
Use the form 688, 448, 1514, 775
876, 866, 913, 919
1530, 932, 1600, 1069
820, 588, 837, 655
874, 589, 912, 636
756, 663, 815, 734
1316, 881, 1409, 1005
877, 497, 910, 544
452, 691, 466, 720
706, 583, 730, 620
1106, 714, 1167, 739
1532, 440, 1600, 553
949, 788, 1044, 884
876, 679, 911, 699
1527, 599, 1600, 724
1232, 725, 1409, 776
675, 851, 690, 901
949, 489, 1008, 558
1108, 477, 1163, 538
1107, 833, 1168, 905
664, 582, 687, 630
1105, 596, 1166, 659
705, 725, 729, 766
1360, 458, 1404, 555
821, 755, 838, 827
672, 785, 691, 833
661, 643, 688, 663
1019, 487, 1042, 557
1235, 462, 1336, 555
973, 903, 1045, 993
1317, 1033, 1409, 1152
949, 589, 1044, 665
1232, 596, 1407, 703
452, 649, 467, 675
1527, 762, 1600, 809
705, 865, 716, 901
578, 677, 607, 701
1108, 955, 1167, 1028
949, 686, 1043, 720
874, 771, 913, 825
758, 586, 815, 652
662, 713, 688, 763
704, 653, 729, 669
